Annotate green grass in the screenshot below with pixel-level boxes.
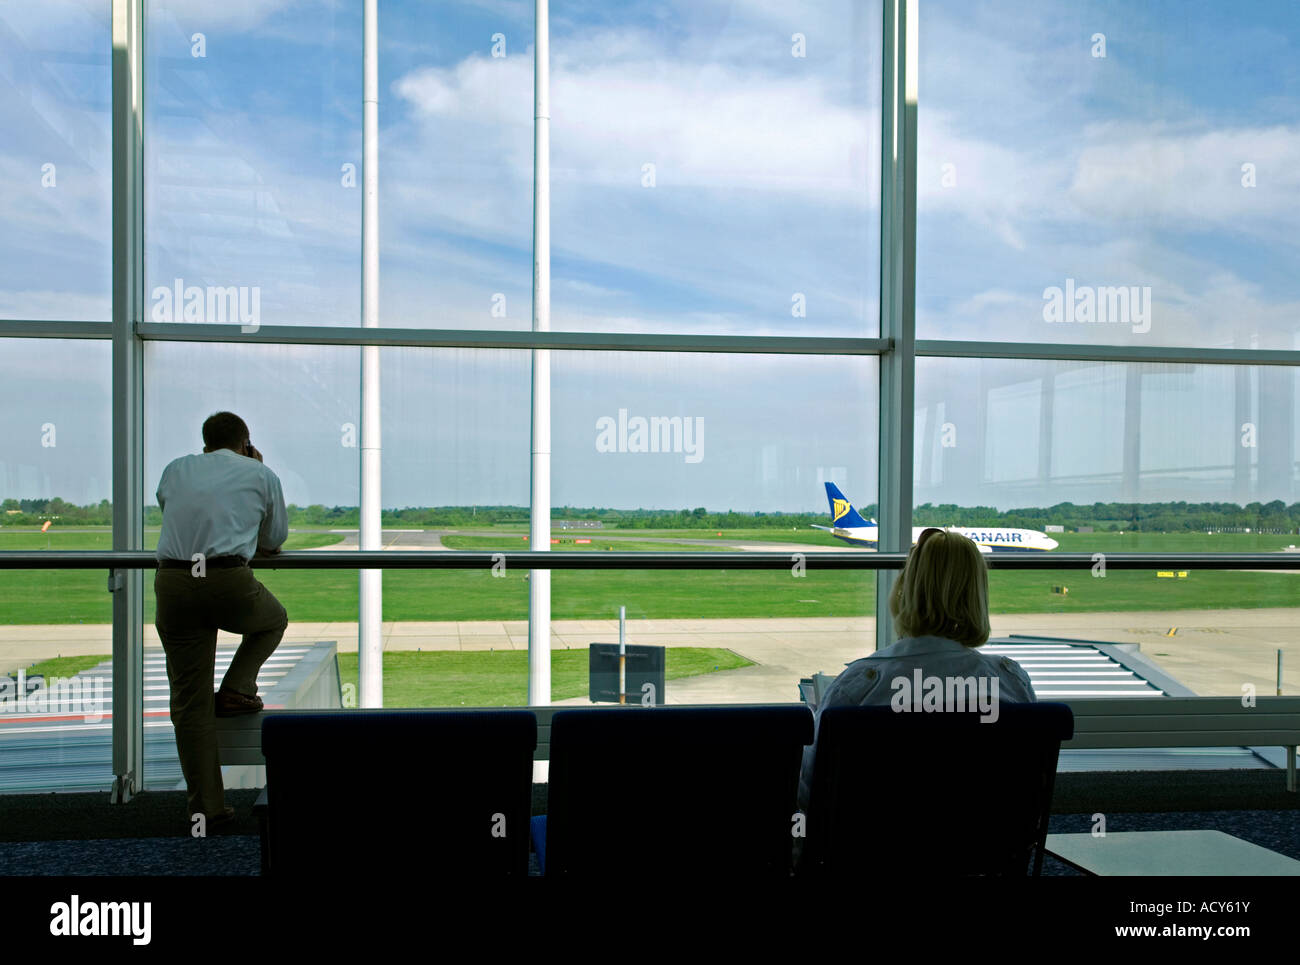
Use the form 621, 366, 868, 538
335, 647, 753, 706
0, 528, 875, 623
441, 534, 727, 551
0, 530, 345, 551
3, 527, 1300, 625
985, 569, 1300, 614
12, 649, 753, 708
19, 655, 109, 678
1051, 531, 1300, 553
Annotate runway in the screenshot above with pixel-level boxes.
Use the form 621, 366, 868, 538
3, 607, 1297, 701
306, 529, 859, 554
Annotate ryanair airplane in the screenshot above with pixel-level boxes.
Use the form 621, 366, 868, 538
811, 482, 1059, 553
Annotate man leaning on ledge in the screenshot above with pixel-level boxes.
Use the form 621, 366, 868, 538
154, 411, 289, 830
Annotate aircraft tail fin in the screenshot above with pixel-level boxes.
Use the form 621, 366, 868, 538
824, 482, 871, 529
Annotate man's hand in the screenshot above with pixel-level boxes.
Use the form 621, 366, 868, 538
254, 545, 281, 558
246, 444, 264, 463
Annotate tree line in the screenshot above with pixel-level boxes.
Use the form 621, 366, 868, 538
3, 497, 1299, 534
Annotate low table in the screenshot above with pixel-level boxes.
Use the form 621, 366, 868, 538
1044, 830, 1300, 876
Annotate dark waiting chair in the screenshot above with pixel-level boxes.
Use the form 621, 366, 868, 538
260, 709, 536, 876
540, 705, 814, 875
799, 702, 1074, 876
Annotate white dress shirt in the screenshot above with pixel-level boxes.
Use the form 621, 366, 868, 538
155, 448, 288, 562
797, 635, 1037, 815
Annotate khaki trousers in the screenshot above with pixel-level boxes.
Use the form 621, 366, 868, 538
154, 565, 287, 817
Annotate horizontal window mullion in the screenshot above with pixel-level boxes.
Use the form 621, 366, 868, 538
0, 321, 113, 338
917, 339, 1300, 367
2, 551, 1297, 571
9, 327, 1300, 367
134, 324, 891, 355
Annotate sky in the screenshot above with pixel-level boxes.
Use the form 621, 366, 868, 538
1, 0, 1299, 513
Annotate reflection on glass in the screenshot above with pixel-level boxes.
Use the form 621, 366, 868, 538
553, 351, 878, 516
987, 569, 1300, 699
551, 0, 882, 336
918, 0, 1300, 348
144, 1, 361, 328
916, 358, 1296, 519
0, 2, 111, 321
0, 338, 113, 793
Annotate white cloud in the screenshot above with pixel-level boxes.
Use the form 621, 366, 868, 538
559, 278, 626, 298
386, 26, 878, 325
935, 238, 1300, 350
1066, 122, 1300, 234
393, 30, 876, 202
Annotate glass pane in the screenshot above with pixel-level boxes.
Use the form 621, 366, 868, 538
143, 341, 359, 792
141, 0, 885, 335
913, 356, 1300, 767
144, 344, 539, 722
550, 350, 878, 703
144, 1, 361, 328
916, 357, 1298, 538
548, 570, 876, 707
145, 341, 359, 511
384, 4, 533, 330
917, 0, 1300, 348
144, 2, 538, 330
0, 1, 111, 322
554, 351, 878, 514
0, 337, 113, 793
551, 1, 883, 336
988, 569, 1300, 703
379, 347, 529, 510
0, 338, 113, 504
362, 347, 533, 708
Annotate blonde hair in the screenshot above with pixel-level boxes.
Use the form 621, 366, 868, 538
889, 530, 991, 647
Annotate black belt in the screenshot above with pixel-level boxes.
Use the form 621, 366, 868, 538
158, 555, 248, 569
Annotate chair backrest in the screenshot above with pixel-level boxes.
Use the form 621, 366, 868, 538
544, 705, 814, 876
802, 702, 1074, 876
261, 709, 537, 876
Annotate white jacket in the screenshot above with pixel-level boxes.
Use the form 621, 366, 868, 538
797, 635, 1037, 815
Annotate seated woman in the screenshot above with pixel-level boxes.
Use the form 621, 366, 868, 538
796, 527, 1035, 818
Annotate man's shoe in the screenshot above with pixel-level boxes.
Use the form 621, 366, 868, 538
215, 688, 263, 717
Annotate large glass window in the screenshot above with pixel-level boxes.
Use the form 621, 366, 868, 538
145, 1, 361, 328
383, 3, 534, 330
554, 351, 877, 512
6, 1, 1300, 801
915, 355, 1300, 703
549, 350, 878, 703
915, 357, 1297, 518
145, 342, 360, 509
917, 0, 1300, 348
551, 1, 883, 336
0, 338, 113, 791
982, 569, 1300, 700
0, 1, 111, 322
